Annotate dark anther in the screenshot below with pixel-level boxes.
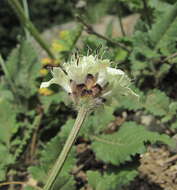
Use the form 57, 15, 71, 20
86, 89, 92, 95
93, 84, 102, 91
92, 84, 102, 97
86, 73, 94, 79
81, 89, 92, 96
100, 97, 106, 102
77, 83, 86, 90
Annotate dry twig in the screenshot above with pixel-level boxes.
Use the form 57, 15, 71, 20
76, 16, 131, 53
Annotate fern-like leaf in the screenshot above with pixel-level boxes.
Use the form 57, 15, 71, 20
28, 119, 76, 190
6, 40, 40, 98
0, 99, 18, 145
144, 89, 170, 116
0, 99, 17, 180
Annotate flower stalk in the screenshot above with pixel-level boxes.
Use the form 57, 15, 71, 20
22, 0, 30, 40
43, 106, 88, 190
41, 54, 138, 190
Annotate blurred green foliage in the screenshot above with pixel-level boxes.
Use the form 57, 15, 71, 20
0, 0, 177, 190
0, 0, 74, 57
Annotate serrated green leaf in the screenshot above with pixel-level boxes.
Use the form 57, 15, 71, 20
171, 120, 177, 130
6, 40, 40, 98
0, 144, 15, 180
0, 99, 18, 145
118, 87, 143, 110
87, 169, 138, 190
144, 89, 170, 116
0, 99, 17, 180
130, 31, 159, 75
91, 122, 173, 165
149, 2, 177, 54
169, 102, 177, 113
0, 84, 13, 101
161, 101, 177, 123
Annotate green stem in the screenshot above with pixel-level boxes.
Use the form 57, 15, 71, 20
43, 107, 88, 190
0, 55, 17, 95
117, 3, 125, 37
7, 0, 55, 59
22, 0, 30, 40
0, 55, 13, 88
0, 54, 23, 105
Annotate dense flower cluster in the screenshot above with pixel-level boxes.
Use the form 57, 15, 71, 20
40, 55, 138, 108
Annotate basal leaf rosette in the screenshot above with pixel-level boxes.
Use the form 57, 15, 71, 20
40, 55, 138, 109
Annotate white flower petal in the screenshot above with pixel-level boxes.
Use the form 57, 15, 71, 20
41, 67, 71, 93
40, 54, 138, 106
64, 55, 110, 84
40, 79, 56, 88
52, 67, 71, 92
107, 67, 124, 75
97, 70, 107, 87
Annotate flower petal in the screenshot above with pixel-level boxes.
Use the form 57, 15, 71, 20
40, 79, 56, 88
64, 55, 110, 84
52, 67, 71, 92
97, 70, 107, 87
107, 67, 124, 75
41, 67, 71, 92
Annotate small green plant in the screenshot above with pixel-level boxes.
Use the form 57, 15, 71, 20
40, 53, 138, 190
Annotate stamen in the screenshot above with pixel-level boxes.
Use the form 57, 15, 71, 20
86, 73, 94, 79
81, 89, 92, 97
76, 83, 86, 90
85, 74, 96, 89
92, 84, 102, 97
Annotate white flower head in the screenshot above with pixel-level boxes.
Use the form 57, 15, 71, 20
40, 54, 138, 108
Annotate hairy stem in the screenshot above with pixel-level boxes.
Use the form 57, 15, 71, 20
43, 107, 88, 190
0, 55, 21, 104
0, 55, 14, 90
22, 0, 30, 40
7, 0, 55, 59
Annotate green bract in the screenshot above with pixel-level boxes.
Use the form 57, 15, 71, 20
40, 55, 138, 107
